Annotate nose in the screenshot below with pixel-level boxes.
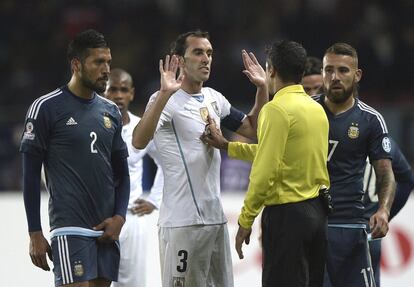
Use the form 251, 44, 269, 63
201, 53, 210, 64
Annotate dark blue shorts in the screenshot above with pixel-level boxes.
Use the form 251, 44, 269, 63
323, 226, 375, 287
51, 235, 120, 286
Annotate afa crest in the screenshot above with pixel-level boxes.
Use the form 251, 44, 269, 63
73, 261, 84, 277
347, 123, 359, 139
103, 115, 112, 128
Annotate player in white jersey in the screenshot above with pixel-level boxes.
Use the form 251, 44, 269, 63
132, 30, 268, 286
105, 69, 163, 287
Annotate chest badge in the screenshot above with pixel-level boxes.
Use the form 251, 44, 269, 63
199, 107, 209, 123
103, 115, 112, 128
210, 101, 220, 116
347, 123, 359, 139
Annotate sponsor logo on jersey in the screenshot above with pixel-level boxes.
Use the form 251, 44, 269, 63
23, 121, 35, 140
173, 277, 185, 287
66, 117, 78, 126
210, 101, 219, 116
103, 115, 112, 128
199, 107, 209, 123
347, 123, 359, 139
382, 137, 391, 153
73, 261, 84, 277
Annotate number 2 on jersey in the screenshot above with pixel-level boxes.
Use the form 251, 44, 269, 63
177, 250, 188, 272
90, 132, 98, 154
328, 140, 339, 161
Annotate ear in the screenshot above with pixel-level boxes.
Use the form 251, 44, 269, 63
355, 68, 362, 83
71, 58, 81, 73
130, 87, 135, 101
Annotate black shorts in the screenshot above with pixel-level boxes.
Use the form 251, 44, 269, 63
261, 197, 327, 287
51, 235, 120, 286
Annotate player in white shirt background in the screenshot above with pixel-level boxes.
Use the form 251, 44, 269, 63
132, 30, 268, 287
104, 68, 163, 287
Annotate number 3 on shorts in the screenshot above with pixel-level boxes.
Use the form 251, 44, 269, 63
177, 250, 188, 272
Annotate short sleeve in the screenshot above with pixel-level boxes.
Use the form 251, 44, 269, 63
367, 114, 392, 162
112, 107, 129, 160
19, 101, 51, 157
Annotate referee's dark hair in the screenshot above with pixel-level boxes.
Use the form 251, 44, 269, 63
170, 30, 210, 56
265, 40, 307, 84
67, 29, 108, 63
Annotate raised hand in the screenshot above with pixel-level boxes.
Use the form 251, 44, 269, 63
241, 50, 266, 88
159, 54, 184, 94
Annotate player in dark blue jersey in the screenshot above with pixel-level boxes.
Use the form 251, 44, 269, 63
20, 30, 130, 287
312, 43, 396, 287
363, 138, 414, 286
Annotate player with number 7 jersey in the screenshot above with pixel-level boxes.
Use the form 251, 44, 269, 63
312, 93, 392, 225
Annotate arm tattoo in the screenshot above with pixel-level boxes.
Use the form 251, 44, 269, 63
373, 159, 396, 214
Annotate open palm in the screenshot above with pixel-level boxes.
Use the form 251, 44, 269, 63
159, 54, 184, 93
241, 50, 266, 88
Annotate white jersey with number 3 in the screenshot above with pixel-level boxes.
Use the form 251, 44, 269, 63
149, 87, 232, 227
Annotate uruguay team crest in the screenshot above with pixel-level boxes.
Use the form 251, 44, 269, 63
103, 115, 112, 128
73, 261, 84, 277
347, 123, 359, 139
210, 101, 219, 116
173, 277, 185, 287
199, 107, 209, 123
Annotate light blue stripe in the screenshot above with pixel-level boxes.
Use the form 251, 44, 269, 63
50, 227, 104, 238
171, 120, 202, 218
328, 223, 367, 229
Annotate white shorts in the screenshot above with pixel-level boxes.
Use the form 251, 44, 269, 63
159, 224, 234, 287
112, 212, 148, 287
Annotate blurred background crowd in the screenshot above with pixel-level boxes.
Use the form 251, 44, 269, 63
1, 0, 414, 190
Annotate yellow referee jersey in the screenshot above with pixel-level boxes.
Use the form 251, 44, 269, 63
230, 85, 330, 229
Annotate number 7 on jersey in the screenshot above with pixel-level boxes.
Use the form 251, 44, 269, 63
328, 140, 339, 161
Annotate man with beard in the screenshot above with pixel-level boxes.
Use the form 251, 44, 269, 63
312, 43, 396, 287
20, 29, 130, 287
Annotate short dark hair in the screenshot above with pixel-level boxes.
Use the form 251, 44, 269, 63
67, 29, 108, 63
304, 56, 322, 76
170, 30, 210, 56
324, 43, 358, 66
265, 40, 307, 84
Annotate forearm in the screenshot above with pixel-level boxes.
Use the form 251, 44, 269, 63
375, 161, 396, 215
113, 156, 130, 219
228, 142, 257, 162
132, 90, 172, 149
245, 85, 268, 133
22, 153, 43, 232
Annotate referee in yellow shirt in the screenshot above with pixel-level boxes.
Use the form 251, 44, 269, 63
202, 40, 330, 287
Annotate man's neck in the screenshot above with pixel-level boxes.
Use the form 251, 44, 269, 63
67, 77, 95, 100
181, 79, 203, 95
121, 111, 130, 126
324, 95, 355, 115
